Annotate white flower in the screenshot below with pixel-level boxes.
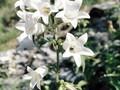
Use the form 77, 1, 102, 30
50, 0, 63, 12
15, 10, 45, 42
56, 0, 90, 28
31, 0, 51, 24
15, 0, 31, 10
63, 33, 94, 68
31, 0, 63, 24
26, 66, 48, 89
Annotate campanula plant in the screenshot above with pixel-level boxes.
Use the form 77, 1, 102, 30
15, 0, 95, 89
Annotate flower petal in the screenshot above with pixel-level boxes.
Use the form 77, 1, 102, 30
63, 39, 70, 50
30, 79, 37, 89
64, 0, 81, 11
36, 80, 41, 90
35, 23, 45, 34
30, 77, 37, 89
42, 16, 49, 24
27, 35, 33, 40
78, 33, 88, 45
30, 72, 41, 89
17, 10, 25, 20
17, 33, 27, 42
35, 66, 48, 78
33, 11, 41, 20
27, 66, 33, 73
81, 56, 85, 72
15, 1, 21, 8
15, 21, 25, 31
70, 19, 78, 28
55, 11, 64, 18
73, 54, 82, 67
63, 33, 77, 50
53, 0, 63, 11
30, 0, 42, 9
79, 47, 95, 56
78, 11, 90, 19
76, 0, 83, 8
63, 48, 73, 58
66, 33, 76, 42
22, 74, 32, 80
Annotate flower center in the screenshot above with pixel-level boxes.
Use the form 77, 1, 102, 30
70, 47, 74, 51
69, 46, 77, 53
69, 42, 81, 53
41, 6, 50, 15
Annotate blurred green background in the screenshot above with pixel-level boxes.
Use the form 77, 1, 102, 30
0, 0, 19, 51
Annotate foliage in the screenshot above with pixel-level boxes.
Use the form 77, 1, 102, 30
0, 0, 19, 51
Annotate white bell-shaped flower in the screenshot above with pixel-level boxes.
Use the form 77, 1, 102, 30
31, 0, 51, 24
63, 33, 95, 68
25, 66, 48, 89
15, 10, 45, 42
56, 0, 90, 28
31, 0, 63, 24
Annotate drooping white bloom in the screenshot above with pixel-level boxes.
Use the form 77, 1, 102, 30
63, 33, 94, 68
15, 10, 45, 42
25, 66, 48, 89
56, 0, 90, 28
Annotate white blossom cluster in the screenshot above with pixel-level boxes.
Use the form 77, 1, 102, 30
15, 0, 95, 89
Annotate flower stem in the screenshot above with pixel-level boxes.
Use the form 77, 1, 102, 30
56, 42, 60, 83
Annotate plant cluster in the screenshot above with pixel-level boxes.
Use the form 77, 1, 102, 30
14, 0, 97, 90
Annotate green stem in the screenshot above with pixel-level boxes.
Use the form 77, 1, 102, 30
56, 42, 60, 83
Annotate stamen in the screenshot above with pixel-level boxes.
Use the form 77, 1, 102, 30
70, 47, 74, 51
